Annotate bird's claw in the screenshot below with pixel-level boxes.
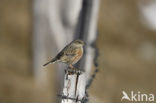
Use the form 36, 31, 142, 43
65, 67, 83, 75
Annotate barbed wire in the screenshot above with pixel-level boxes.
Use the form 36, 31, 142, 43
58, 94, 88, 103
86, 37, 99, 89
85, 38, 99, 103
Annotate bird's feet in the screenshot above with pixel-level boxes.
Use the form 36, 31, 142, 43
65, 66, 83, 75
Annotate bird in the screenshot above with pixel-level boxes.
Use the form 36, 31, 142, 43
43, 39, 85, 69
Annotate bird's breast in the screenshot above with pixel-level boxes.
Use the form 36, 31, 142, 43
71, 47, 83, 64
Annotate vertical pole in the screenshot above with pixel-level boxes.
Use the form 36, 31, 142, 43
61, 0, 100, 102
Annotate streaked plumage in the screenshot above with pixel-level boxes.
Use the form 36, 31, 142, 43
43, 40, 85, 68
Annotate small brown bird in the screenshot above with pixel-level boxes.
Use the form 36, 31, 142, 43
43, 39, 85, 68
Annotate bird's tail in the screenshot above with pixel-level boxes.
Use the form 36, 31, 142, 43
43, 58, 57, 66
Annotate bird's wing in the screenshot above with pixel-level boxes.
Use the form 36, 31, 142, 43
55, 44, 75, 59
62, 44, 77, 56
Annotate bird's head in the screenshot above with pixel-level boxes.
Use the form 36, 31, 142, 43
72, 39, 85, 47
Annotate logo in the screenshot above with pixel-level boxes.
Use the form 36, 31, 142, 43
121, 91, 154, 102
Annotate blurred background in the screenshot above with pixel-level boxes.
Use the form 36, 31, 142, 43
0, 0, 156, 103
